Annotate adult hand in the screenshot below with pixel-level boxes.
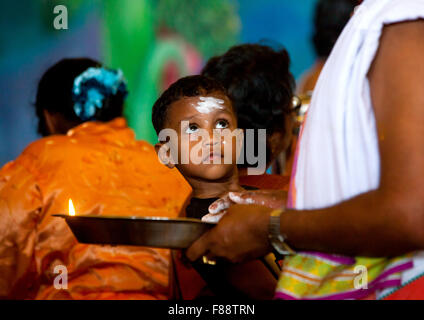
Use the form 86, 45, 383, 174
187, 204, 274, 264
203, 190, 287, 223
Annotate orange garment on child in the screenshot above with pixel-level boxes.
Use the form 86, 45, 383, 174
0, 118, 191, 299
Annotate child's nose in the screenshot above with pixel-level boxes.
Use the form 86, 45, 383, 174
201, 128, 226, 148
203, 138, 220, 147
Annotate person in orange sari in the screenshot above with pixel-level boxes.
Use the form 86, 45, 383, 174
0, 58, 191, 299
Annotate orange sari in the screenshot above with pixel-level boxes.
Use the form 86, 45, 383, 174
0, 118, 191, 299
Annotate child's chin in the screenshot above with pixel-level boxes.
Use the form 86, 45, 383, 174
198, 165, 233, 181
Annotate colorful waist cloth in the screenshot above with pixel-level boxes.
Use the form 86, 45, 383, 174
275, 252, 413, 300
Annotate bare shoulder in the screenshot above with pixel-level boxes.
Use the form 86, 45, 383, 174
369, 18, 424, 73
382, 18, 424, 35
368, 19, 424, 109
367, 18, 424, 202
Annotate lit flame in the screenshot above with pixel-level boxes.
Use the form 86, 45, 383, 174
69, 199, 76, 216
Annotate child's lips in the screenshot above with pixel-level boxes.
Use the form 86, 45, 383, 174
203, 151, 223, 163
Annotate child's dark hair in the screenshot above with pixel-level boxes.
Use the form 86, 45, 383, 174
35, 58, 126, 136
201, 44, 295, 167
152, 75, 228, 134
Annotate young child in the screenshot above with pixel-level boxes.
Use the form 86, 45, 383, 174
152, 75, 278, 299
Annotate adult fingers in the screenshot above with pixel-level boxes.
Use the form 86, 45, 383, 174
186, 230, 211, 262
228, 191, 265, 205
202, 211, 226, 223
208, 194, 232, 214
228, 191, 286, 208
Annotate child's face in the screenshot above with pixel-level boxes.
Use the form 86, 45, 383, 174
161, 92, 241, 181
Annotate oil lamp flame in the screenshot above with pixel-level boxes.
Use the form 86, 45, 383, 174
69, 199, 76, 216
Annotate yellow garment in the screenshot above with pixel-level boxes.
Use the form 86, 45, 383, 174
0, 118, 191, 299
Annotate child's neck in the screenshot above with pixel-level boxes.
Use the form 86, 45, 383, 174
187, 170, 244, 199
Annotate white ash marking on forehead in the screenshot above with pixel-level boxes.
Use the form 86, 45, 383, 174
193, 96, 225, 114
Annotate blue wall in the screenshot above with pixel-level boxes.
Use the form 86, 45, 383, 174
0, 0, 318, 167
0, 2, 102, 166
237, 0, 317, 79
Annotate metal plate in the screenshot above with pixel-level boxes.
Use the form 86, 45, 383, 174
53, 214, 216, 249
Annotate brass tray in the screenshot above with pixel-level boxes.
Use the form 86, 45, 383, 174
54, 214, 215, 249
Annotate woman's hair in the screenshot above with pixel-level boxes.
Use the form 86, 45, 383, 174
202, 44, 294, 136
35, 58, 128, 136
201, 44, 295, 167
313, 0, 357, 58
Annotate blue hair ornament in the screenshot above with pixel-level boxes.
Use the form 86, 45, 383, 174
72, 67, 128, 121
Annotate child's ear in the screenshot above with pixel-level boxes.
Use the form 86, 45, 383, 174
155, 142, 175, 169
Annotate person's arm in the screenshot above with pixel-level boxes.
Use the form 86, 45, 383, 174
282, 19, 424, 257
186, 20, 424, 263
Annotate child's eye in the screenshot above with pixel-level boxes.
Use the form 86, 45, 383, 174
185, 124, 199, 134
216, 119, 229, 129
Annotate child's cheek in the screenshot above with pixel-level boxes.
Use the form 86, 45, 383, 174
188, 140, 199, 163
176, 133, 189, 164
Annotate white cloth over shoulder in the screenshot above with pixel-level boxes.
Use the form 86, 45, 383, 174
288, 0, 424, 293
